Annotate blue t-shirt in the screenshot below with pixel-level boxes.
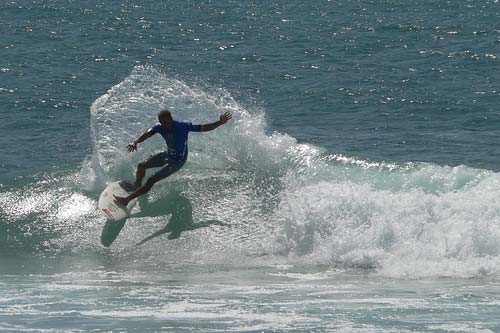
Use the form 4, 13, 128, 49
150, 120, 202, 163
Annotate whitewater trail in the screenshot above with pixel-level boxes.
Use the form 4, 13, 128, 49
2, 66, 500, 279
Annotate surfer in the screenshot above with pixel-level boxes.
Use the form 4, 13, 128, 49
113, 109, 232, 207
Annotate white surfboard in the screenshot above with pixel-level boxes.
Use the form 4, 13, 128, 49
98, 180, 138, 221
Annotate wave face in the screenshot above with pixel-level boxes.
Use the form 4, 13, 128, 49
2, 66, 500, 279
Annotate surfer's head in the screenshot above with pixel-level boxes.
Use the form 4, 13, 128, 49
158, 109, 173, 127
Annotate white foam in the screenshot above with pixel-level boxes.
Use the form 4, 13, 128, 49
73, 65, 500, 279
276, 165, 500, 278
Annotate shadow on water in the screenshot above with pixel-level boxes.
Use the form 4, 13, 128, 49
100, 190, 229, 247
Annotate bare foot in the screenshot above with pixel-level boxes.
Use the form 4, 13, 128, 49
113, 195, 129, 207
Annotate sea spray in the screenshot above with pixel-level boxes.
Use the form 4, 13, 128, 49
2, 66, 500, 278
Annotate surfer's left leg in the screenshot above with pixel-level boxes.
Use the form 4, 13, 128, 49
114, 159, 184, 207
114, 177, 157, 207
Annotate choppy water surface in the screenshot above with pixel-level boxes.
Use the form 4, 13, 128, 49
2, 261, 500, 332
1, 0, 500, 331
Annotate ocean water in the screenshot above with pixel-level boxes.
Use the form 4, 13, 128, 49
1, 0, 500, 332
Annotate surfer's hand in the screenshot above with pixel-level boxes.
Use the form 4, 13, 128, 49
219, 111, 232, 125
127, 143, 137, 152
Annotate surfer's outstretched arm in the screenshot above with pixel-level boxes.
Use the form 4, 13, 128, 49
200, 111, 232, 132
127, 129, 156, 152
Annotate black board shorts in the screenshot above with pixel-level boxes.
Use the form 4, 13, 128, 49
143, 152, 185, 182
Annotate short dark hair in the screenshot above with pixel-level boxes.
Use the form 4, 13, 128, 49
158, 109, 172, 122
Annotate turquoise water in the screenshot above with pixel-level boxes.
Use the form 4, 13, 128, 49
1, 1, 500, 332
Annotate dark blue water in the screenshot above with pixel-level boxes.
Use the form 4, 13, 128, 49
1, 1, 500, 332
2, 0, 499, 183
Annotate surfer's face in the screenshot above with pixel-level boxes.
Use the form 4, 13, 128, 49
159, 113, 173, 128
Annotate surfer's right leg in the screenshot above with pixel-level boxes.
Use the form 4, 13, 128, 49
134, 152, 167, 188
135, 162, 147, 188
114, 156, 183, 207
